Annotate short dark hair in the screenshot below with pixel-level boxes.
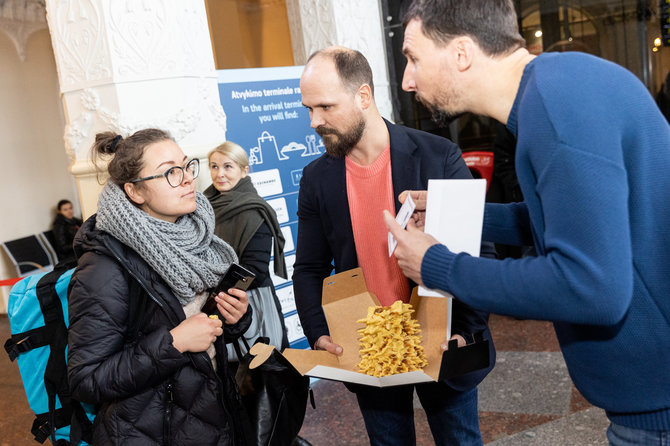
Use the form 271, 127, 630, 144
307, 48, 375, 96
57, 199, 71, 211
403, 0, 526, 56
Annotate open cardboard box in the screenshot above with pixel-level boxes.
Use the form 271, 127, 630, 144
282, 268, 489, 387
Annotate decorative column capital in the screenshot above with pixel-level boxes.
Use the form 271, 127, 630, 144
46, 0, 215, 93
44, 0, 226, 217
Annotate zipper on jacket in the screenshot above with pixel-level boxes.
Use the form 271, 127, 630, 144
164, 382, 174, 446
214, 371, 237, 445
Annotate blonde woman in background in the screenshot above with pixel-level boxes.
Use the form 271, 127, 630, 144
204, 141, 289, 360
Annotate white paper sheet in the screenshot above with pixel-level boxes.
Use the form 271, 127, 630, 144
419, 179, 486, 300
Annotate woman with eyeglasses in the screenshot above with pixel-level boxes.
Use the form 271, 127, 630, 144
67, 129, 250, 446
204, 141, 289, 362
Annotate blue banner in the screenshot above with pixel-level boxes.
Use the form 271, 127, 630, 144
217, 66, 323, 349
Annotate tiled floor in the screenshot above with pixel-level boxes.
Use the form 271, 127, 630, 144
297, 315, 609, 445
0, 315, 609, 445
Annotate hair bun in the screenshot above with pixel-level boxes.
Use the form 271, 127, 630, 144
94, 132, 124, 155
107, 135, 123, 154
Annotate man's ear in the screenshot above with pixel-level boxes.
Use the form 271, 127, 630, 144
452, 36, 475, 72
357, 84, 373, 110
124, 182, 145, 206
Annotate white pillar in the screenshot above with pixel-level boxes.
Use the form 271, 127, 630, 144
45, 0, 226, 218
285, 0, 394, 121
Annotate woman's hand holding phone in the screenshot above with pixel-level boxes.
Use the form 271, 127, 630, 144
202, 263, 255, 321
214, 288, 249, 325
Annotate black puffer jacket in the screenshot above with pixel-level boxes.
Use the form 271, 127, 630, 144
67, 216, 251, 446
52, 213, 82, 262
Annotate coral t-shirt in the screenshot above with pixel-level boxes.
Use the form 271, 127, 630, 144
345, 147, 410, 306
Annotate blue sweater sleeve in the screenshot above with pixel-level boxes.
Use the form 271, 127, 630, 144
423, 143, 633, 325
483, 202, 534, 246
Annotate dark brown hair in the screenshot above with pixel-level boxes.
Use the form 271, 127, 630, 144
403, 0, 526, 56
91, 128, 174, 186
57, 199, 72, 211
307, 47, 375, 96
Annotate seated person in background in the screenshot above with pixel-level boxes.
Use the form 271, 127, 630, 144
52, 199, 82, 264
204, 141, 289, 359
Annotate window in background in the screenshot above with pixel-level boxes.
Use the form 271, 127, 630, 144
519, 0, 669, 95
205, 0, 294, 69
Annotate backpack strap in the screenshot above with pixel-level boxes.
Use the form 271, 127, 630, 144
4, 325, 51, 361
31, 407, 73, 444
34, 265, 77, 445
69, 397, 93, 445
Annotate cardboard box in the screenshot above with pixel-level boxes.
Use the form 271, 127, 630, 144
282, 268, 489, 387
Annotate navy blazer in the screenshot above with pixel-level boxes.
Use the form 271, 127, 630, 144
292, 120, 495, 390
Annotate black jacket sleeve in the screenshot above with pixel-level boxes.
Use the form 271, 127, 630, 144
292, 166, 335, 347
52, 218, 74, 258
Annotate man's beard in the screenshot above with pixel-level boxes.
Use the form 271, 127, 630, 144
316, 117, 366, 158
416, 93, 464, 127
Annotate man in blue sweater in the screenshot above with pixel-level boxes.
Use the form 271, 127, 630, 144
384, 1, 670, 444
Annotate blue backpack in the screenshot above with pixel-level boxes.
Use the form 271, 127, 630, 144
4, 264, 144, 445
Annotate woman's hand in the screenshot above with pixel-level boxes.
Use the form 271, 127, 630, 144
170, 313, 223, 353
214, 288, 249, 325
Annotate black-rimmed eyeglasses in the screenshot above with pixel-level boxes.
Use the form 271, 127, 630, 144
130, 159, 200, 188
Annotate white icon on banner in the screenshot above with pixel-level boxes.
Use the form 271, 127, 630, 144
249, 145, 263, 166
257, 131, 285, 161
305, 135, 323, 156
280, 141, 308, 158
252, 131, 323, 164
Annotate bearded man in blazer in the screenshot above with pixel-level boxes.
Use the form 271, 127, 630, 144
293, 46, 496, 446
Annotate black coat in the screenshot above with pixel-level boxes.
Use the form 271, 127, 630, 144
52, 213, 82, 262
67, 216, 251, 446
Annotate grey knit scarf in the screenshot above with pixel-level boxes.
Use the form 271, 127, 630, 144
96, 181, 238, 304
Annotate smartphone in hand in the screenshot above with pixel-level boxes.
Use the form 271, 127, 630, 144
202, 264, 256, 315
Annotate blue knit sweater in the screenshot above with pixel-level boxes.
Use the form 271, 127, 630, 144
422, 52, 670, 430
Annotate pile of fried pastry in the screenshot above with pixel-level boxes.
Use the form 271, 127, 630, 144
357, 300, 427, 377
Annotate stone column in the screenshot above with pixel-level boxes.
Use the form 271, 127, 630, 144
45, 0, 227, 218
285, 0, 394, 121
